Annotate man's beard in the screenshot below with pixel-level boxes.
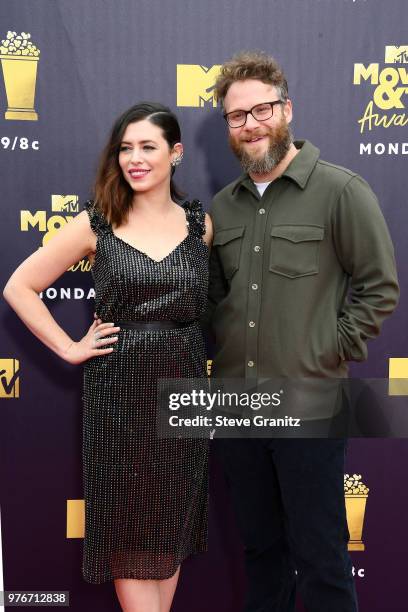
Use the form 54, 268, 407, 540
229, 119, 293, 175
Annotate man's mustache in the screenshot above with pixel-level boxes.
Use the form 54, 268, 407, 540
239, 129, 272, 142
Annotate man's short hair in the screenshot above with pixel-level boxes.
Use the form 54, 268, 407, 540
214, 50, 289, 107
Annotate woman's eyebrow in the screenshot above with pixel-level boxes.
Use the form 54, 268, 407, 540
120, 139, 157, 145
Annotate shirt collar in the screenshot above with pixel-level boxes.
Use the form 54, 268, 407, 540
231, 140, 320, 194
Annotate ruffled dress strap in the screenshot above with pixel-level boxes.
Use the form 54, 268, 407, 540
83, 199, 112, 237
182, 199, 206, 239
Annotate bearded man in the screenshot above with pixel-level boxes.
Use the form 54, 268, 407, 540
208, 51, 399, 612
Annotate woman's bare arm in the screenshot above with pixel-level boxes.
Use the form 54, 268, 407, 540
203, 213, 213, 247
3, 211, 119, 363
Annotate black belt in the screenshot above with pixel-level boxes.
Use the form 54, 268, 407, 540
116, 320, 196, 331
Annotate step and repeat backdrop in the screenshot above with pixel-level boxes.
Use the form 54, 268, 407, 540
1, 1, 407, 610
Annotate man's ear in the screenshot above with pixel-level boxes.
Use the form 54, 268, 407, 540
283, 99, 293, 124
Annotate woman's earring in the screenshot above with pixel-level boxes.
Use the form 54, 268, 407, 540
171, 153, 183, 167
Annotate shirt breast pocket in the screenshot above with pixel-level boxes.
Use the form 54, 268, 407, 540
213, 226, 245, 280
269, 225, 324, 278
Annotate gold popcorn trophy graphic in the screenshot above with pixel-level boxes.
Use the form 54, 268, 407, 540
0, 31, 40, 120
344, 474, 369, 551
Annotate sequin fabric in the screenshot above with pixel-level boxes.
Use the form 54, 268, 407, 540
82, 199, 209, 583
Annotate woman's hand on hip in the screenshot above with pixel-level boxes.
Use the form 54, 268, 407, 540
63, 319, 120, 364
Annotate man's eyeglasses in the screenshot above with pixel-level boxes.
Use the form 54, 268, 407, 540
223, 100, 285, 128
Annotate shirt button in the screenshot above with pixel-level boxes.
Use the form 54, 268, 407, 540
259, 208, 266, 214
249, 321, 256, 328
254, 245, 261, 252
251, 283, 258, 290
248, 360, 254, 367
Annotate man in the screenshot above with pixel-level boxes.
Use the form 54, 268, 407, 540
208, 51, 399, 612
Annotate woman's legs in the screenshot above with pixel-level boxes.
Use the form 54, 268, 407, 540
158, 566, 180, 612
114, 566, 180, 612
114, 579, 160, 612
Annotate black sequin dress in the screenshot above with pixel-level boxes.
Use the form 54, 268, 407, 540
82, 199, 209, 584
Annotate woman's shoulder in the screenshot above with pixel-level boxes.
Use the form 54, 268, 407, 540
182, 198, 203, 212
182, 199, 205, 237
182, 199, 212, 244
83, 199, 111, 237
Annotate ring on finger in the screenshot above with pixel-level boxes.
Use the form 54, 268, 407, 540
93, 333, 102, 349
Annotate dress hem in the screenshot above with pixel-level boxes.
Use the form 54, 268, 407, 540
82, 545, 208, 585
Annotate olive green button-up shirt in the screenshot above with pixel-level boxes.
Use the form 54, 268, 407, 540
207, 140, 399, 379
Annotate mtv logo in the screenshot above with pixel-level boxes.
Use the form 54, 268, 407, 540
0, 359, 20, 398
66, 499, 84, 538
389, 357, 408, 396
385, 46, 408, 64
177, 64, 221, 107
51, 195, 79, 213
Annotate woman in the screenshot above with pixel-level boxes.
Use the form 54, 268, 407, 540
3, 102, 213, 612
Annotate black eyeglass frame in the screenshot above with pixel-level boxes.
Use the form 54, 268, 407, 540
223, 100, 285, 128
